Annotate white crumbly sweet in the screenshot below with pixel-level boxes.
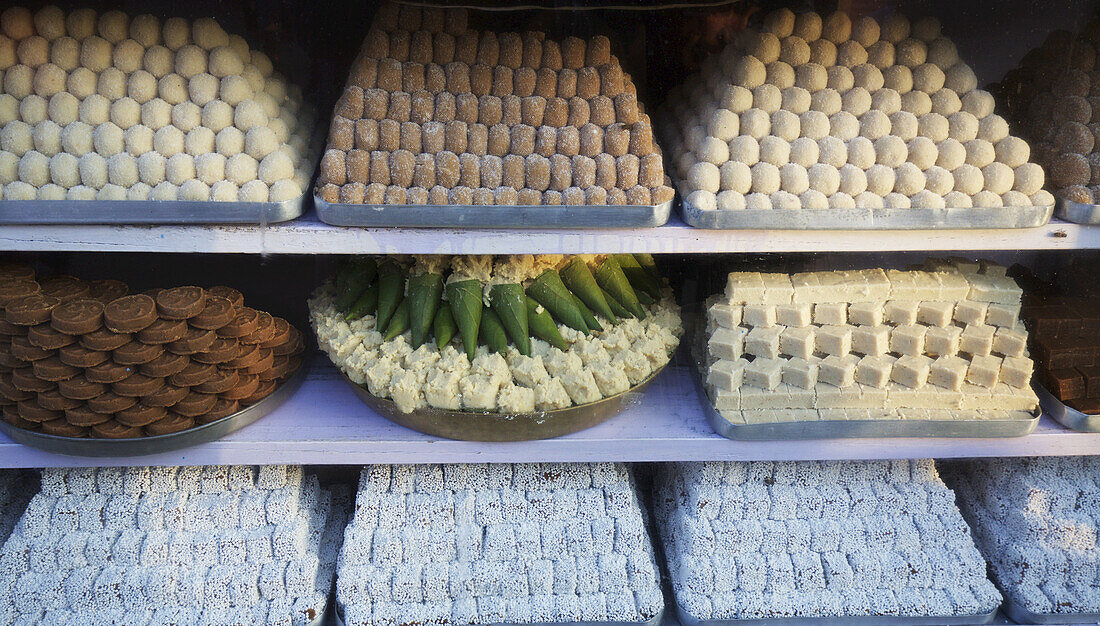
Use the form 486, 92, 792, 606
943, 457, 1100, 616
337, 463, 664, 625
655, 460, 1002, 621
0, 465, 346, 626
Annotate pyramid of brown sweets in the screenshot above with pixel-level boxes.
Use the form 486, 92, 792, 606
0, 265, 304, 440
315, 2, 674, 206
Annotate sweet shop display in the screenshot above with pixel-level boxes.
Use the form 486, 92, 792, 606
0, 263, 305, 443
0, 465, 347, 625
700, 258, 1039, 436
1023, 295, 1100, 416
943, 456, 1100, 622
661, 8, 1053, 225
335, 463, 664, 625
654, 460, 1003, 623
0, 469, 36, 546
0, 6, 317, 205
310, 255, 681, 419
314, 3, 674, 210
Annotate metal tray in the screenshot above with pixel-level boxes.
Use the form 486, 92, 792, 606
335, 601, 663, 626
1003, 599, 1100, 625
680, 198, 1054, 230
1054, 197, 1100, 225
675, 607, 998, 626
341, 364, 665, 441
1036, 385, 1100, 432
0, 194, 307, 225
315, 196, 671, 228
0, 365, 305, 457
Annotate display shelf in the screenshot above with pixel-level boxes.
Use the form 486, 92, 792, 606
1, 356, 1097, 468
0, 213, 1096, 254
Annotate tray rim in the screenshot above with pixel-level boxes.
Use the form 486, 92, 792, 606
333, 600, 665, 626
1035, 384, 1100, 432
313, 195, 672, 228
0, 364, 306, 457
0, 193, 308, 225
1054, 197, 1100, 226
1002, 599, 1100, 625
675, 605, 999, 626
679, 197, 1054, 230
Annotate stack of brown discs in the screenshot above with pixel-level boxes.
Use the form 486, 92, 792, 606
0, 266, 304, 440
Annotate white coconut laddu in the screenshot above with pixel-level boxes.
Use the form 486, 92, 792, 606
942, 456, 1100, 617
0, 465, 344, 626
0, 6, 318, 203
654, 460, 1002, 622
336, 463, 664, 625
660, 8, 1053, 212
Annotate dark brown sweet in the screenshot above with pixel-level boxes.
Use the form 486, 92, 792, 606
41, 418, 88, 437
195, 368, 240, 394
142, 288, 164, 300
32, 356, 80, 381
104, 294, 158, 333
2, 405, 38, 430
167, 328, 216, 355
216, 308, 259, 338
190, 296, 236, 330
91, 419, 143, 439
241, 349, 274, 375
1049, 368, 1086, 400
142, 384, 189, 407
192, 337, 239, 364
87, 279, 129, 304
0, 279, 41, 306
240, 379, 279, 405
1077, 364, 1100, 398
86, 391, 138, 413
113, 340, 165, 365
139, 352, 190, 378
172, 391, 218, 417
168, 361, 216, 387
57, 376, 107, 401
0, 374, 33, 401
11, 367, 54, 392
0, 351, 22, 369
6, 294, 61, 325
28, 324, 77, 350
11, 335, 54, 361
274, 327, 305, 356
259, 318, 292, 349
17, 399, 63, 423
228, 343, 262, 369
1068, 397, 1100, 414
239, 312, 276, 345
156, 286, 206, 320
0, 319, 25, 335
116, 403, 168, 427
112, 373, 166, 398
65, 405, 113, 427
50, 298, 105, 335
260, 356, 292, 381
145, 413, 196, 435
207, 286, 244, 308
136, 319, 188, 344
59, 344, 109, 368
220, 373, 260, 400
39, 276, 89, 302
0, 263, 35, 282
285, 356, 303, 377
37, 389, 82, 411
85, 361, 135, 384
198, 397, 240, 423
80, 328, 132, 351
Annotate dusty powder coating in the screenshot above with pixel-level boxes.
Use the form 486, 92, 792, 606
0, 470, 37, 548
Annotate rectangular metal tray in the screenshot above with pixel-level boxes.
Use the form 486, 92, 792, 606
335, 602, 663, 626
680, 199, 1054, 230
1003, 599, 1100, 625
0, 194, 307, 225
315, 196, 671, 228
1036, 385, 1100, 432
675, 607, 999, 626
1055, 197, 1100, 225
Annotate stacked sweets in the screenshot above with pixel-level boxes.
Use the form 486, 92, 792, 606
316, 3, 674, 206
661, 9, 1051, 211
702, 258, 1038, 424
1022, 295, 1100, 414
0, 264, 304, 439
0, 6, 316, 202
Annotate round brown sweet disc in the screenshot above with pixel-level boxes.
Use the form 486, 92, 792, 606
207, 286, 244, 308
32, 356, 80, 381
171, 391, 218, 417
88, 279, 130, 304
142, 384, 189, 407
241, 349, 274, 375
85, 361, 135, 384
116, 403, 168, 428
6, 294, 61, 326
0, 280, 41, 306
59, 344, 109, 368
112, 373, 166, 398
139, 352, 190, 378
39, 276, 90, 302
37, 389, 82, 411
259, 318, 292, 349
17, 399, 63, 423
259, 355, 292, 381
0, 263, 35, 282
92, 419, 143, 439
274, 327, 304, 356
216, 308, 259, 338
195, 368, 240, 394
136, 319, 188, 344
41, 418, 89, 437
220, 373, 260, 401
0, 351, 23, 369
190, 296, 236, 330
12, 367, 55, 392
0, 374, 34, 401
3, 405, 38, 430
103, 295, 158, 333
228, 343, 261, 369
198, 397, 241, 424
166, 328, 216, 355
28, 324, 77, 350
57, 376, 107, 401
0, 319, 25, 335
168, 361, 216, 387
65, 405, 113, 427
113, 340, 165, 365
145, 413, 196, 436
87, 391, 138, 414
240, 379, 278, 405
239, 311, 276, 345
50, 298, 104, 335
192, 337, 239, 364
156, 286, 206, 320
11, 335, 54, 361
80, 328, 132, 351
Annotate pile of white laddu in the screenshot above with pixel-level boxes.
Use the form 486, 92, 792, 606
0, 6, 317, 202
662, 9, 1052, 211
0, 465, 345, 626
944, 456, 1100, 617
0, 469, 36, 548
336, 463, 665, 624
654, 460, 1003, 621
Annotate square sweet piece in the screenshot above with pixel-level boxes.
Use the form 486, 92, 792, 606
709, 327, 748, 360
892, 354, 932, 389
936, 272, 972, 301
717, 408, 745, 424
925, 326, 962, 357
885, 301, 920, 325
813, 303, 847, 326
848, 301, 884, 326
855, 355, 895, 388
782, 357, 818, 389
960, 324, 996, 357
959, 383, 995, 409
889, 325, 927, 357
954, 300, 988, 326
917, 301, 954, 327
776, 303, 812, 328
851, 325, 890, 356
791, 273, 821, 303
785, 385, 816, 408
950, 257, 981, 273
861, 269, 892, 301
707, 303, 742, 329
858, 383, 888, 408
1000, 356, 1032, 389
743, 304, 777, 328
912, 272, 944, 300
887, 270, 921, 300
743, 358, 783, 390
745, 326, 784, 359
725, 272, 764, 304
780, 326, 815, 360
992, 383, 1039, 411
980, 261, 1007, 277
816, 325, 853, 357
992, 327, 1027, 358
967, 354, 1003, 388
773, 408, 818, 422
818, 354, 857, 388
761, 273, 794, 304
707, 359, 746, 391
818, 408, 848, 421
740, 383, 797, 408
986, 303, 1022, 328
967, 275, 1023, 305
928, 356, 969, 391
711, 386, 740, 410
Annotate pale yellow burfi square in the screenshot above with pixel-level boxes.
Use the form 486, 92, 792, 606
819, 354, 857, 388
740, 384, 795, 408
745, 326, 784, 359
1000, 356, 1033, 389
741, 409, 777, 424
865, 408, 897, 420
707, 359, 746, 391
743, 304, 777, 328
966, 354, 1002, 388
744, 357, 783, 389
986, 303, 1021, 328
917, 301, 954, 327
892, 354, 932, 389
960, 324, 996, 357
761, 273, 795, 304
852, 325, 890, 356
924, 409, 957, 421
786, 385, 816, 408
936, 272, 972, 301
967, 275, 1023, 305
813, 303, 847, 325
773, 408, 817, 422
718, 409, 746, 424
925, 326, 962, 357
726, 272, 765, 304
992, 383, 1039, 411
855, 383, 888, 408
948, 257, 981, 273
980, 261, 1007, 277
912, 272, 944, 300
895, 407, 928, 420
959, 383, 995, 409
815, 384, 859, 407
848, 301, 884, 326
856, 355, 896, 388
818, 408, 848, 421
816, 325, 853, 357
708, 303, 743, 329
861, 269, 892, 301
993, 327, 1027, 358
709, 327, 747, 360
780, 326, 815, 360
886, 385, 962, 409
887, 270, 921, 300
890, 325, 927, 357
885, 301, 920, 325
954, 300, 988, 326
711, 386, 740, 410
776, 303, 812, 327
791, 273, 821, 303
782, 357, 818, 389
929, 355, 969, 391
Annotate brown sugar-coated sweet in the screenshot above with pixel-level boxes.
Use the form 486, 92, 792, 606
41, 419, 88, 438
103, 294, 157, 333
139, 352, 191, 378
39, 276, 90, 302
50, 298, 104, 335
87, 391, 139, 414
188, 296, 236, 330
145, 413, 196, 435
241, 349, 275, 375
116, 403, 168, 428
114, 340, 165, 365
221, 373, 261, 400
206, 286, 244, 309
199, 397, 241, 424
37, 389, 82, 411
172, 391, 218, 417
193, 337, 241, 364
6, 294, 61, 326
260, 318, 292, 349
156, 286, 206, 320
167, 328, 217, 355
11, 336, 54, 362
0, 376, 32, 402
169, 361, 216, 387
92, 420, 143, 439
57, 376, 107, 401
11, 367, 54, 392
112, 373, 166, 398
137, 319, 188, 344
141, 383, 190, 409
0, 280, 41, 306
29, 324, 77, 350
59, 344, 110, 368
85, 360, 135, 384
16, 399, 62, 423
32, 356, 81, 381
196, 368, 241, 394
87, 279, 129, 304
65, 405, 112, 427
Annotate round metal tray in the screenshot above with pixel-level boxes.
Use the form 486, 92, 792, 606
342, 364, 666, 442
1037, 384, 1100, 432
0, 365, 306, 457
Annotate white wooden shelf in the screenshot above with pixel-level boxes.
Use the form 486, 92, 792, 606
0, 213, 1095, 254
1, 356, 1097, 468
